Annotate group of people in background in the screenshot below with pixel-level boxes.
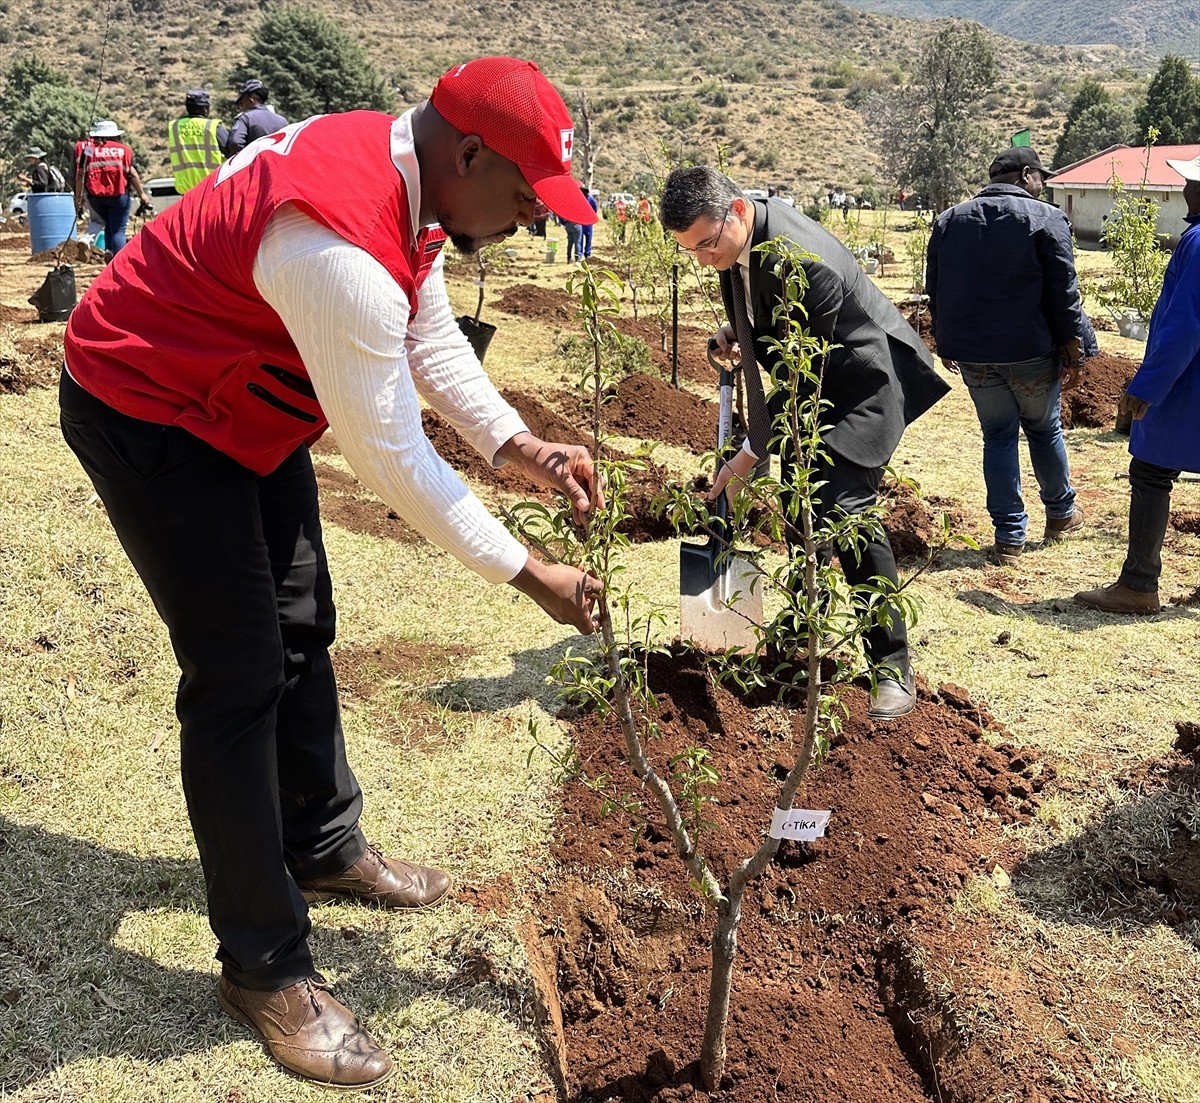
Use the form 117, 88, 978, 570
17, 78, 287, 261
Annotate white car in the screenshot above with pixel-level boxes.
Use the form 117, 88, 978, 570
8, 192, 29, 215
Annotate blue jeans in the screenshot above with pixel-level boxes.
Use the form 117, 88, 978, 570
580, 222, 593, 256
87, 193, 132, 254
960, 355, 1075, 546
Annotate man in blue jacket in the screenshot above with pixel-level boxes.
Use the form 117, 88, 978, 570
1075, 158, 1200, 614
926, 146, 1090, 566
226, 79, 288, 155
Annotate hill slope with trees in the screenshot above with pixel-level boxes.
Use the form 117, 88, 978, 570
0, 0, 1144, 203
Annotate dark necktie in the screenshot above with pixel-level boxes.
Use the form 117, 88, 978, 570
729, 264, 772, 468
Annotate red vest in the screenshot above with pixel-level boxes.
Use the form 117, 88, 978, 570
65, 112, 446, 475
75, 138, 133, 197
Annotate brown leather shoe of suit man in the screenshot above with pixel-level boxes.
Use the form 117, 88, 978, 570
219, 844, 453, 1089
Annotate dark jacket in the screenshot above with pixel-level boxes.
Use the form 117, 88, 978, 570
720, 199, 949, 469
926, 183, 1086, 364
226, 103, 289, 155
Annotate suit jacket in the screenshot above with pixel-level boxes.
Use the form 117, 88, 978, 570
719, 199, 948, 469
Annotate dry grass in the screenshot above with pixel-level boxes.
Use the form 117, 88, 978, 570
2, 214, 1200, 1100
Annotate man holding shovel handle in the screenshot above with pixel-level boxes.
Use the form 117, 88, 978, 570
660, 166, 950, 720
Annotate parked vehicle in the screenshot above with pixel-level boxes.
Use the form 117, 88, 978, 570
8, 192, 29, 215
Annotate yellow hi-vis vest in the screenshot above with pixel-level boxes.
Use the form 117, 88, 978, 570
168, 116, 225, 194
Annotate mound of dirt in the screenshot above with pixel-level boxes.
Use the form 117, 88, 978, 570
0, 334, 65, 394
897, 301, 935, 354
1170, 509, 1200, 535
529, 648, 1087, 1103
605, 372, 716, 454
879, 477, 966, 560
1061, 350, 1139, 430
495, 280, 717, 385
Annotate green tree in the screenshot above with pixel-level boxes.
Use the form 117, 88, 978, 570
1134, 54, 1199, 144
0, 54, 95, 193
863, 20, 997, 211
231, 6, 394, 120
1053, 100, 1135, 168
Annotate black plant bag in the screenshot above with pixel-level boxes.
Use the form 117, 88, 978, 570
29, 265, 77, 323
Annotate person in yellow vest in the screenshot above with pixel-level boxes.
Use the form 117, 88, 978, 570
168, 89, 229, 195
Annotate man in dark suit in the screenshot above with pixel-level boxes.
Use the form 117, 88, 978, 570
660, 166, 950, 719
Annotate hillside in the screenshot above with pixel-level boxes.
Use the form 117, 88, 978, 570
838, 0, 1200, 56
3, 0, 1141, 200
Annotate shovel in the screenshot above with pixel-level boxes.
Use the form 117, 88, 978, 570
679, 349, 763, 652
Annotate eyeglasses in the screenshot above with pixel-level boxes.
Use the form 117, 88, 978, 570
679, 205, 731, 256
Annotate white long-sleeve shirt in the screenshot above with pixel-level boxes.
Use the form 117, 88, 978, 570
252, 109, 530, 585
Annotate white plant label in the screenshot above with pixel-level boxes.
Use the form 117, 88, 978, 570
769, 807, 831, 841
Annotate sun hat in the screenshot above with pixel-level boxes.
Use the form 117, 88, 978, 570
89, 120, 123, 138
26, 147, 47, 159
1165, 153, 1200, 182
430, 56, 596, 225
988, 146, 1053, 180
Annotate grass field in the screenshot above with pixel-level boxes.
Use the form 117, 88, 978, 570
1, 211, 1198, 1101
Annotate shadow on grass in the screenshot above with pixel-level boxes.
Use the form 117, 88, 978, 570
955, 587, 1198, 630
432, 640, 595, 714
1011, 755, 1200, 943
0, 816, 528, 1092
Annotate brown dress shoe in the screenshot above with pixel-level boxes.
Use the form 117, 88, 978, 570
1044, 507, 1085, 542
217, 973, 394, 1090
1074, 581, 1161, 615
296, 842, 453, 910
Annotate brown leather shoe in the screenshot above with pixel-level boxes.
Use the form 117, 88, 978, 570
296, 843, 453, 910
1044, 507, 1085, 542
217, 973, 394, 1090
1074, 581, 1160, 615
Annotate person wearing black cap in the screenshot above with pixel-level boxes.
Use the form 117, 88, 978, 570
226, 78, 288, 154
925, 144, 1093, 567
168, 88, 229, 195
60, 57, 599, 1089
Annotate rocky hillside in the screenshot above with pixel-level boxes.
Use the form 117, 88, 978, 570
3, 0, 1141, 199
838, 0, 1200, 55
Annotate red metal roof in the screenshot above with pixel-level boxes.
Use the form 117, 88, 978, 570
1050, 144, 1197, 189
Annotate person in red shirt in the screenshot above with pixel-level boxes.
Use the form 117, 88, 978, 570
60, 58, 598, 1090
72, 119, 151, 256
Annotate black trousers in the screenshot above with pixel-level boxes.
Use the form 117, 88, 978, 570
778, 443, 908, 674
60, 372, 365, 990
1119, 456, 1181, 592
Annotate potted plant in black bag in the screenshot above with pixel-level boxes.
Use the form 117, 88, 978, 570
456, 243, 507, 362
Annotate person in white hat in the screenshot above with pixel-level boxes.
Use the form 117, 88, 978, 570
1075, 153, 1200, 614
72, 120, 152, 257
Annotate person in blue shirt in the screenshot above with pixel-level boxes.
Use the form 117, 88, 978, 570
579, 184, 600, 256
926, 146, 1092, 567
1075, 158, 1200, 614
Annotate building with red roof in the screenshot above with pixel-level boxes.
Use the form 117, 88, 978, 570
1047, 143, 1196, 246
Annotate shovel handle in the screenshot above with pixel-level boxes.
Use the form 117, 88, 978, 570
706, 344, 737, 527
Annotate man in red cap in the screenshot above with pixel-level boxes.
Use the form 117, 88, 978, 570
60, 57, 598, 1090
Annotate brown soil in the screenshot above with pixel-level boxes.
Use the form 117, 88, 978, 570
312, 460, 421, 544
879, 477, 966, 561
0, 333, 65, 394
897, 302, 935, 354
605, 373, 716, 455
1170, 509, 1200, 535
333, 636, 471, 700
1060, 350, 1139, 430
525, 649, 1097, 1103
493, 282, 715, 386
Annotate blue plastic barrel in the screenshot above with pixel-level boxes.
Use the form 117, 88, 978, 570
26, 193, 78, 254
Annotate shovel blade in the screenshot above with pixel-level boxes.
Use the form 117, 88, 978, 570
679, 541, 762, 653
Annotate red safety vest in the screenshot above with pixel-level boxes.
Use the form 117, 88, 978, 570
75, 138, 132, 198
65, 112, 446, 475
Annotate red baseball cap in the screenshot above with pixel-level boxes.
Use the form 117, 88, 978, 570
431, 57, 597, 226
